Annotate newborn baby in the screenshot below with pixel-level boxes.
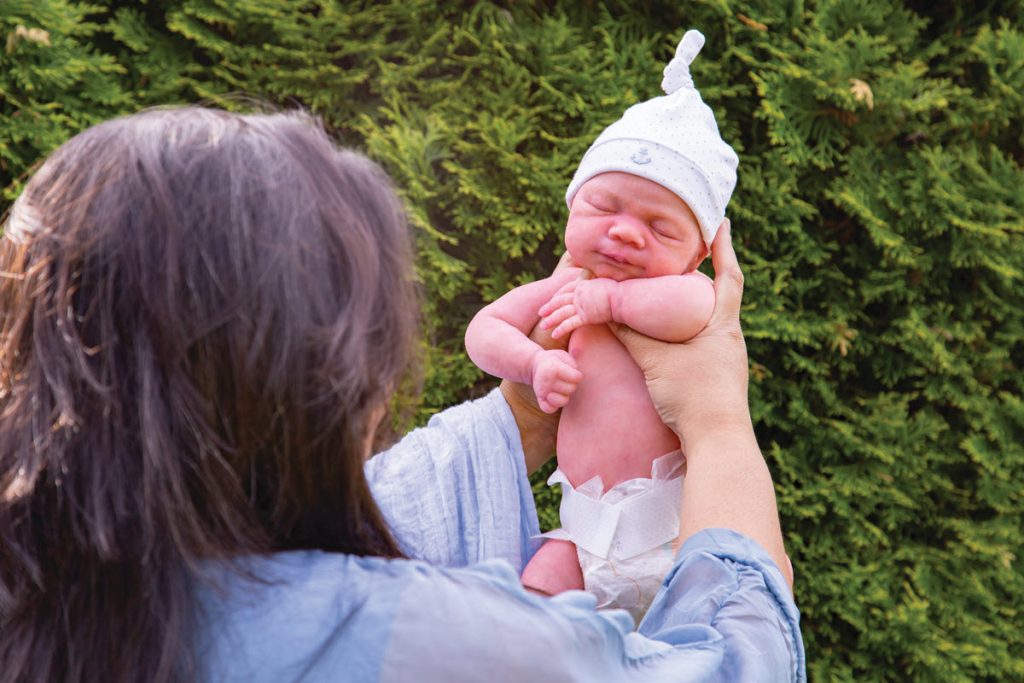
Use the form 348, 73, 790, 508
465, 30, 738, 621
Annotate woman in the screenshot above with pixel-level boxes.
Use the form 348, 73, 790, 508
0, 108, 803, 682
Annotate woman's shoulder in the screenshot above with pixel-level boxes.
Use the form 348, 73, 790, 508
193, 551, 422, 682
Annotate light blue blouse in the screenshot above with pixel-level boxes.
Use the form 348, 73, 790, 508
194, 390, 806, 682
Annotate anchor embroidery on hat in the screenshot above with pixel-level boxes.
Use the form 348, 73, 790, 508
631, 147, 652, 165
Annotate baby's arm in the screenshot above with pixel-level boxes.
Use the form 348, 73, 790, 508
466, 268, 584, 413
539, 273, 714, 342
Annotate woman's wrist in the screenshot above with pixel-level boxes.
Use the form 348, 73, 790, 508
500, 379, 558, 474
676, 412, 757, 456
687, 426, 759, 459
676, 420, 793, 588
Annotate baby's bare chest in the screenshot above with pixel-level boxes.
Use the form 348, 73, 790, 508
558, 323, 678, 483
565, 325, 656, 414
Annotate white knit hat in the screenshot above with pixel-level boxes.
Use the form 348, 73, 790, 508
565, 30, 739, 246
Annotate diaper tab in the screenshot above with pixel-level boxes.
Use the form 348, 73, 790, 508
547, 461, 683, 561
549, 469, 620, 558
609, 477, 682, 559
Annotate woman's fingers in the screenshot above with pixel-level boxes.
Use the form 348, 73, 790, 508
609, 323, 661, 377
553, 250, 576, 273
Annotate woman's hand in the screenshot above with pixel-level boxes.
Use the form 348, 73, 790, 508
614, 220, 793, 588
612, 219, 752, 450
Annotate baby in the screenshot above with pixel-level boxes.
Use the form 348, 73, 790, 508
465, 30, 738, 621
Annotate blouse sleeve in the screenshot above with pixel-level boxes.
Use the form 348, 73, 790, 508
364, 389, 540, 572
638, 528, 807, 682
377, 528, 805, 683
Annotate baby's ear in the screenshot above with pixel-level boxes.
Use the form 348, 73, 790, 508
694, 243, 711, 269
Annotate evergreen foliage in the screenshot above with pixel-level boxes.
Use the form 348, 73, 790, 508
1, 1, 1021, 680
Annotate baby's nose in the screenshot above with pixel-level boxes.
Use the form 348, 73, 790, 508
608, 220, 645, 249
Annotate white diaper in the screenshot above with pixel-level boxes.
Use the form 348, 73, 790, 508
541, 451, 684, 622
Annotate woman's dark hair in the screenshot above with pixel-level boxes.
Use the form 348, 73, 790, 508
0, 107, 418, 682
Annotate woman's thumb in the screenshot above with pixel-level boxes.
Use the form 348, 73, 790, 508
610, 323, 660, 374
709, 219, 744, 323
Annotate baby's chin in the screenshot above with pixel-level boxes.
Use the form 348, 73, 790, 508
580, 258, 678, 281
585, 263, 652, 281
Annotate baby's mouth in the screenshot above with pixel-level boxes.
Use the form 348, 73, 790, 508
600, 252, 633, 267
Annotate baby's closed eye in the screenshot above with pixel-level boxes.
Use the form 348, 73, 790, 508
585, 194, 617, 213
650, 221, 679, 239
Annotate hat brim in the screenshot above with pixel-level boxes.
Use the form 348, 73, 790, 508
564, 138, 724, 246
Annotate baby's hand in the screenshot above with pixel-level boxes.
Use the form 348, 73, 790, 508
538, 278, 617, 339
530, 349, 583, 413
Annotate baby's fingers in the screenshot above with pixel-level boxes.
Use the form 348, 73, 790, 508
540, 391, 572, 412
539, 303, 576, 332
551, 315, 584, 340
546, 379, 579, 397
538, 391, 569, 413
555, 278, 580, 296
537, 396, 558, 413
538, 291, 576, 317
555, 361, 583, 384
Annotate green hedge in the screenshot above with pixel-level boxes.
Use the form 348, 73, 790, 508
2, 1, 1022, 680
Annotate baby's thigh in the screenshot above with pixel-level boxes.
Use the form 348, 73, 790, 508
520, 539, 584, 595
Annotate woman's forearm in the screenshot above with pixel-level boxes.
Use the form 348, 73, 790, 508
678, 424, 792, 588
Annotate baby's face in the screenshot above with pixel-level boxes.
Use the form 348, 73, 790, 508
564, 172, 707, 281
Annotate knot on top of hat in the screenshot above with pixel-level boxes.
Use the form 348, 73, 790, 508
661, 29, 705, 94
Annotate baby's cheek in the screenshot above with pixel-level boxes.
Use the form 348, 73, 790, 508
563, 233, 584, 263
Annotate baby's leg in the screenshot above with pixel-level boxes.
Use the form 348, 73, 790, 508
520, 539, 584, 596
